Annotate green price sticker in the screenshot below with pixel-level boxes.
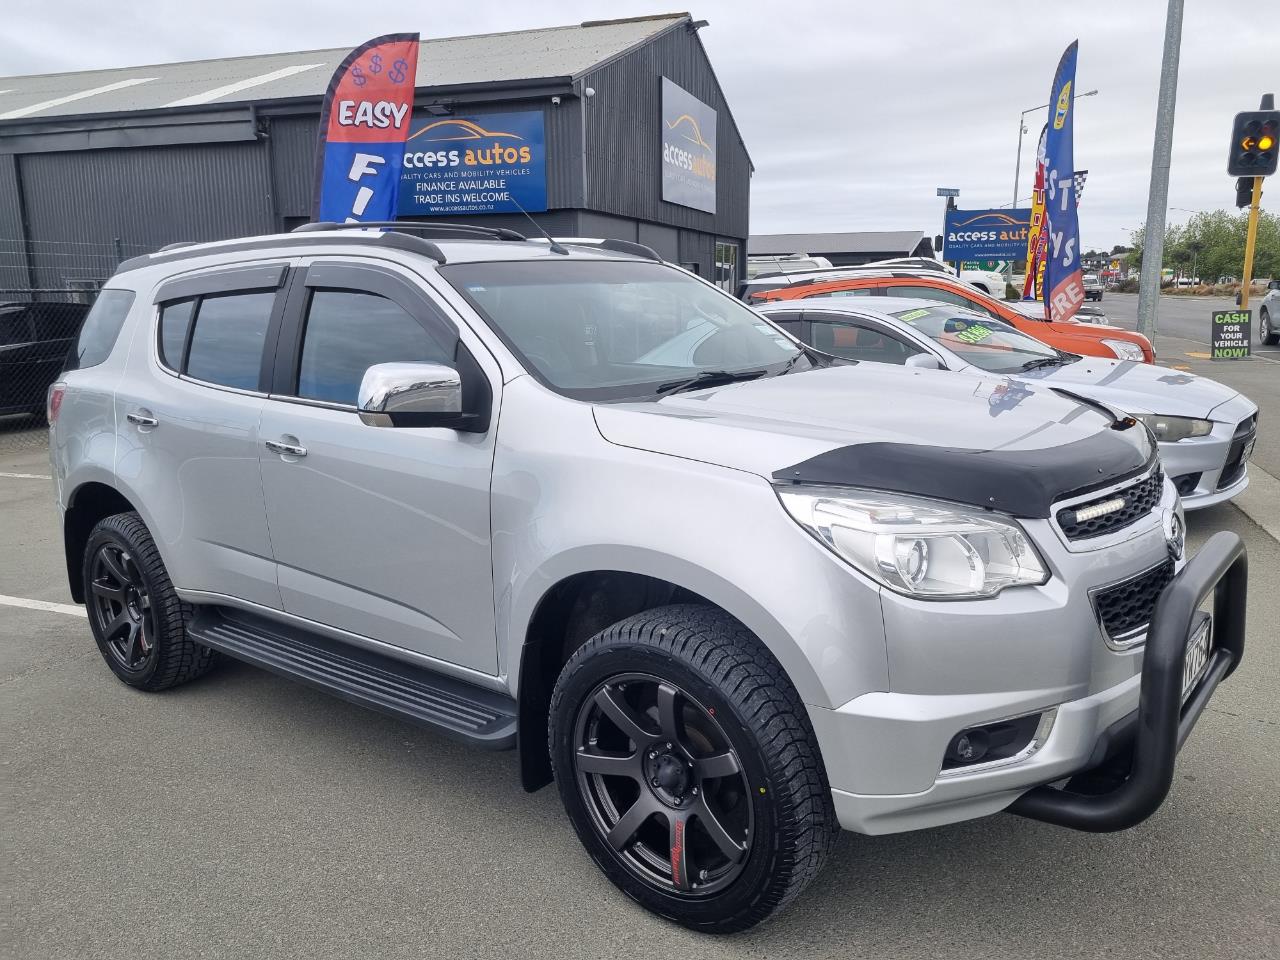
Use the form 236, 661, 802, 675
954, 323, 993, 344
896, 309, 931, 323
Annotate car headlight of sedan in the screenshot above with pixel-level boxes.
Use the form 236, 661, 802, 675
1134, 414, 1213, 442
1101, 338, 1146, 361
776, 486, 1048, 599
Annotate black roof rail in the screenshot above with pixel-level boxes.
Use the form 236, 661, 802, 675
294, 221, 526, 242
563, 238, 661, 262
115, 230, 449, 275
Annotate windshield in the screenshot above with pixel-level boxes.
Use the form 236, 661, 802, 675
440, 260, 807, 400
889, 305, 1065, 374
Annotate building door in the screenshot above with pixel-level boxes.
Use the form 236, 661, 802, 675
714, 240, 739, 293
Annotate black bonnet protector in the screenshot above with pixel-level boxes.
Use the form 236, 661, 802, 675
772, 429, 1154, 519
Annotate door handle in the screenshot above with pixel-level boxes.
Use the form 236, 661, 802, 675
126, 411, 158, 427
265, 438, 307, 458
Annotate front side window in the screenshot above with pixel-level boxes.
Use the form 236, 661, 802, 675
808, 315, 923, 365
64, 289, 135, 371
296, 289, 450, 405
890, 305, 1063, 374
185, 291, 275, 390
440, 260, 808, 401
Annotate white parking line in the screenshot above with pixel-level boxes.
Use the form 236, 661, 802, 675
0, 594, 84, 617
0, 471, 52, 480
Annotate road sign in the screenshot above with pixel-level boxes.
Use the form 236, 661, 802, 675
936, 187, 960, 197
1211, 309, 1251, 359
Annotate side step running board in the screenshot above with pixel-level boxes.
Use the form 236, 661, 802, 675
188, 608, 517, 749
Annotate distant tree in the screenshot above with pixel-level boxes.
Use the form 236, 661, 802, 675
1125, 211, 1278, 282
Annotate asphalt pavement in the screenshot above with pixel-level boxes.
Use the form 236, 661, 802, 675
3, 409, 1279, 958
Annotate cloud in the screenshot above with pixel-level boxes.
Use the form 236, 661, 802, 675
2, 0, 1272, 250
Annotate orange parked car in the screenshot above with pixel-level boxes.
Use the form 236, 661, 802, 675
754, 273, 1156, 363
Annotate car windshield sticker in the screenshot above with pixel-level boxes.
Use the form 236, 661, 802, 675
953, 323, 993, 344
895, 309, 931, 323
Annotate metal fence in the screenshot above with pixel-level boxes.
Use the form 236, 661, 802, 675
1, 237, 152, 456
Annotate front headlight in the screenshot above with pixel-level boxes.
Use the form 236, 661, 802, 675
1134, 413, 1213, 442
1101, 338, 1146, 361
776, 486, 1048, 599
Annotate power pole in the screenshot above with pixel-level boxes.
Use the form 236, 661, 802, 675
1135, 0, 1185, 341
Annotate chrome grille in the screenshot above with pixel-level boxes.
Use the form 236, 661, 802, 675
1092, 559, 1175, 646
1056, 468, 1163, 541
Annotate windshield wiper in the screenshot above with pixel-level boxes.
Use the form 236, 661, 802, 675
655, 368, 767, 396
1019, 356, 1071, 371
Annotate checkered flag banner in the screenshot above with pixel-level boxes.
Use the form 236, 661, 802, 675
1073, 170, 1088, 207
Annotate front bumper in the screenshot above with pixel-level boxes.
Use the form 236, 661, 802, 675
817, 532, 1247, 835
1165, 402, 1257, 510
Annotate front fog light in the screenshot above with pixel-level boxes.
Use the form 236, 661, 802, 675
777, 486, 1049, 599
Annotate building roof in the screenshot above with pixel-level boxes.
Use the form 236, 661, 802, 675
749, 231, 926, 256
0, 14, 689, 121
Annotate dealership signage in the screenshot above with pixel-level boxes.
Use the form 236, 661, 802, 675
397, 111, 547, 216
943, 208, 1032, 261
661, 78, 717, 214
1211, 309, 1251, 359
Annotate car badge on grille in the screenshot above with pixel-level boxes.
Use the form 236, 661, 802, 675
1068, 496, 1126, 526
1164, 508, 1185, 561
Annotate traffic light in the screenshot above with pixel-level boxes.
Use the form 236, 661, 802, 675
1235, 177, 1254, 208
1227, 110, 1279, 176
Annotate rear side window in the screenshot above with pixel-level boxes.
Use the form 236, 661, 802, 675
297, 289, 450, 405
185, 291, 275, 390
64, 289, 135, 371
157, 299, 195, 372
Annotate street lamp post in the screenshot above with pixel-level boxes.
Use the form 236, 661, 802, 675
1010, 89, 1098, 284
1012, 89, 1098, 210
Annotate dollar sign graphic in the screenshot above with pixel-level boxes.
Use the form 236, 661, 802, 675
351, 65, 365, 87
369, 54, 383, 74
388, 58, 408, 84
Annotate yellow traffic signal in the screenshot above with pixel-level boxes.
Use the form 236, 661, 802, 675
1228, 110, 1279, 176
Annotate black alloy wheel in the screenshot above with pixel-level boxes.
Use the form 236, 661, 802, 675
89, 543, 156, 672
82, 511, 218, 690
573, 672, 752, 895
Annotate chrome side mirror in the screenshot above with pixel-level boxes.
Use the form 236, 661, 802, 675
358, 362, 462, 428
905, 353, 942, 370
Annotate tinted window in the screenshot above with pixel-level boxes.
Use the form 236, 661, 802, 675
158, 299, 195, 372
65, 289, 135, 371
297, 289, 450, 405
185, 291, 274, 390
0, 307, 33, 346
889, 284, 1002, 319
809, 317, 922, 365
765, 311, 803, 334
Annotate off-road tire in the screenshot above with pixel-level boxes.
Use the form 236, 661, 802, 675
549, 603, 838, 933
83, 512, 217, 690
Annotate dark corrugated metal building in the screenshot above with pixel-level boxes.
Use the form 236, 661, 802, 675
0, 13, 752, 297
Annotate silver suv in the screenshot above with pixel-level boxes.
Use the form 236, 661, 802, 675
48, 224, 1248, 932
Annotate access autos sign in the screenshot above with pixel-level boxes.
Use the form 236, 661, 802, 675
942, 208, 1032, 260
397, 111, 547, 216
661, 78, 717, 214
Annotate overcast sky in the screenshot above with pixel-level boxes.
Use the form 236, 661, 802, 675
3, 0, 1273, 251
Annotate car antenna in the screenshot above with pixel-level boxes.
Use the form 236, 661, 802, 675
509, 195, 569, 255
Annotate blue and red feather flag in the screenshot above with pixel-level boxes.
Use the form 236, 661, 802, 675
312, 34, 420, 223
1041, 40, 1085, 322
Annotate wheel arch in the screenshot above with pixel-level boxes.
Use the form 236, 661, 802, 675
513, 554, 826, 792
63, 480, 139, 603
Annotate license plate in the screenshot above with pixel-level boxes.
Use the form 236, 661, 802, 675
1182, 618, 1213, 701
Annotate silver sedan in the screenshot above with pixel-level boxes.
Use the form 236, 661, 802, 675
755, 297, 1258, 510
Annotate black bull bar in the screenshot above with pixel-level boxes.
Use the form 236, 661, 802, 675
1009, 531, 1248, 832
